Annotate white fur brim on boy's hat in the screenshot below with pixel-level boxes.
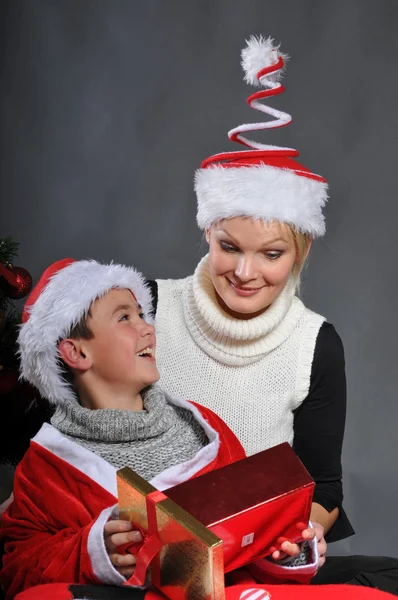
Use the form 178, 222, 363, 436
195, 35, 328, 237
18, 258, 153, 405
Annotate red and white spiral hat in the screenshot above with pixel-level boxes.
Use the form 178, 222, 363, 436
195, 35, 328, 237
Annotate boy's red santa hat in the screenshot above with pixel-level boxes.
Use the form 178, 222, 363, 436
18, 258, 152, 405
195, 35, 328, 237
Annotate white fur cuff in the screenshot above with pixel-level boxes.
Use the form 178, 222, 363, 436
87, 504, 126, 586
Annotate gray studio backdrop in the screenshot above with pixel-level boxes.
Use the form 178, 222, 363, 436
1, 0, 397, 556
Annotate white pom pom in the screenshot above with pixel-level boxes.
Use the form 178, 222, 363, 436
241, 35, 288, 87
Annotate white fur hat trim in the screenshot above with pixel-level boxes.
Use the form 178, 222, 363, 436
195, 164, 328, 237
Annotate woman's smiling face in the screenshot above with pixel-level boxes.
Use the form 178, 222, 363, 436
207, 218, 299, 319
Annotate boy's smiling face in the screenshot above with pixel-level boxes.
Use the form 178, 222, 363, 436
81, 288, 159, 395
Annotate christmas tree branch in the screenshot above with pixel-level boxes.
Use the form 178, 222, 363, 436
0, 236, 19, 264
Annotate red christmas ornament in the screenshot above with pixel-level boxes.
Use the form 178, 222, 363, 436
0, 262, 33, 299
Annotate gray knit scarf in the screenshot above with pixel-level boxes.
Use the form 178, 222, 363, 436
51, 385, 209, 481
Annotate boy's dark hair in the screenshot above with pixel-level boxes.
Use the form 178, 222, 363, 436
67, 309, 94, 341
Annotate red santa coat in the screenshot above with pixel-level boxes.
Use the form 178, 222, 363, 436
0, 396, 319, 599
0, 397, 245, 599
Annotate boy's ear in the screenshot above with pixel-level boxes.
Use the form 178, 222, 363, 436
58, 338, 92, 372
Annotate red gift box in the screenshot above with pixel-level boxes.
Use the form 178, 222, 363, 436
117, 442, 314, 599
118, 469, 225, 599
165, 442, 314, 573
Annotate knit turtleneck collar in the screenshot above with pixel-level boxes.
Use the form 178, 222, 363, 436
182, 255, 306, 365
51, 385, 171, 443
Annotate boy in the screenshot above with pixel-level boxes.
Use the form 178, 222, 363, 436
0, 258, 316, 600
0, 258, 247, 598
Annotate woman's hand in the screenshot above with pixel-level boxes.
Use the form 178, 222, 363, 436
270, 524, 316, 561
311, 521, 327, 569
104, 519, 143, 578
270, 521, 326, 570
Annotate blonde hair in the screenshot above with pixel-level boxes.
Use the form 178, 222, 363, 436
288, 226, 312, 293
250, 220, 312, 292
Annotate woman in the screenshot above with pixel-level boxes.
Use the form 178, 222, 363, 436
150, 33, 349, 544
148, 36, 398, 591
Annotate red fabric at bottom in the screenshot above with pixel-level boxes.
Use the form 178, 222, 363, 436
14, 583, 73, 600
14, 582, 396, 600
13, 583, 168, 600
225, 583, 396, 600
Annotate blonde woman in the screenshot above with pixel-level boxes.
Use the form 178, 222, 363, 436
150, 33, 348, 548
148, 36, 398, 591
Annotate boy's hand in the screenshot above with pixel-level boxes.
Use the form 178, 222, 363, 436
104, 519, 143, 578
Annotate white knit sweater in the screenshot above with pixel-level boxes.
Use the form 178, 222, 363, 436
155, 256, 325, 456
